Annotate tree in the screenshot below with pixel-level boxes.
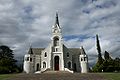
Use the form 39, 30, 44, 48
92, 61, 104, 72
104, 51, 112, 60
92, 34, 104, 72
96, 34, 103, 65
114, 57, 120, 72
0, 45, 18, 74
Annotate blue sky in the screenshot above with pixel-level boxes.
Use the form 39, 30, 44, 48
0, 0, 120, 65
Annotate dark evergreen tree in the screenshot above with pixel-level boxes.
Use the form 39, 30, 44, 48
92, 34, 104, 72
0, 45, 19, 74
104, 51, 112, 60
114, 57, 120, 72
96, 34, 103, 65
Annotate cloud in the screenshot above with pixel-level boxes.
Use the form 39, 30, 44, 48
0, 0, 120, 66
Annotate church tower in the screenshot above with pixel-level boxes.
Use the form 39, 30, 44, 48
51, 12, 64, 71
23, 47, 34, 73
51, 12, 63, 52
80, 46, 88, 73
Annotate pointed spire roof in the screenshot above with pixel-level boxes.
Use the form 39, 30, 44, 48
55, 12, 59, 26
80, 46, 86, 55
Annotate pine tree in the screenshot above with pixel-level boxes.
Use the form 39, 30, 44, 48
96, 34, 103, 65
0, 45, 19, 74
104, 51, 112, 60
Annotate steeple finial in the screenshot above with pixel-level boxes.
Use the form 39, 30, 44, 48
55, 12, 59, 26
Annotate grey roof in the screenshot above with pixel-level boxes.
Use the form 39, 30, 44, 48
69, 48, 81, 55
28, 48, 82, 55
28, 48, 45, 55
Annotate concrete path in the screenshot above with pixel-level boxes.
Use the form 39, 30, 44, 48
7, 72, 107, 80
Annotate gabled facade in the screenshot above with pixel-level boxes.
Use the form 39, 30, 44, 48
23, 13, 89, 73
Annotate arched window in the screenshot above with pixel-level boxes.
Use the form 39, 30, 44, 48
43, 62, 46, 68
81, 58, 83, 61
44, 52, 47, 57
54, 37, 59, 46
67, 52, 69, 57
68, 61, 71, 69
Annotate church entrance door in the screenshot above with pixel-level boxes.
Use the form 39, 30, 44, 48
54, 56, 59, 71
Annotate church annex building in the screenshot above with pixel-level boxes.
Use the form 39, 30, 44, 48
23, 13, 89, 73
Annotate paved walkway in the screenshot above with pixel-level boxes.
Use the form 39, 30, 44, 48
7, 72, 107, 80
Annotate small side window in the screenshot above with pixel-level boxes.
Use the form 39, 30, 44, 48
81, 58, 83, 61
26, 57, 29, 61
44, 52, 47, 57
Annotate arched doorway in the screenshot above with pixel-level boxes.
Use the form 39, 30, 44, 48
54, 56, 59, 70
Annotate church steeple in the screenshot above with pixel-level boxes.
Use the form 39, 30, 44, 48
55, 12, 59, 26
52, 12, 61, 33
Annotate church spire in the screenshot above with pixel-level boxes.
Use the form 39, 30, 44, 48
52, 12, 61, 34
55, 12, 59, 26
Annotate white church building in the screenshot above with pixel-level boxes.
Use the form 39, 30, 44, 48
23, 13, 89, 73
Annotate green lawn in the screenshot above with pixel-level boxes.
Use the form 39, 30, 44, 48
100, 73, 120, 80
0, 74, 16, 80
0, 73, 120, 80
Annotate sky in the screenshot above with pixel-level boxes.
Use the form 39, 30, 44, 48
0, 0, 120, 66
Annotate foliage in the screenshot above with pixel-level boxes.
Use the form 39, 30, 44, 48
92, 60, 104, 72
0, 45, 21, 74
92, 51, 120, 72
96, 34, 103, 65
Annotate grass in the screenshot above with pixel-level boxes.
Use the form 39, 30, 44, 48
0, 74, 16, 80
100, 73, 120, 80
0, 73, 120, 80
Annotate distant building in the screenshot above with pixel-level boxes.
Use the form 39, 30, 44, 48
23, 13, 89, 73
